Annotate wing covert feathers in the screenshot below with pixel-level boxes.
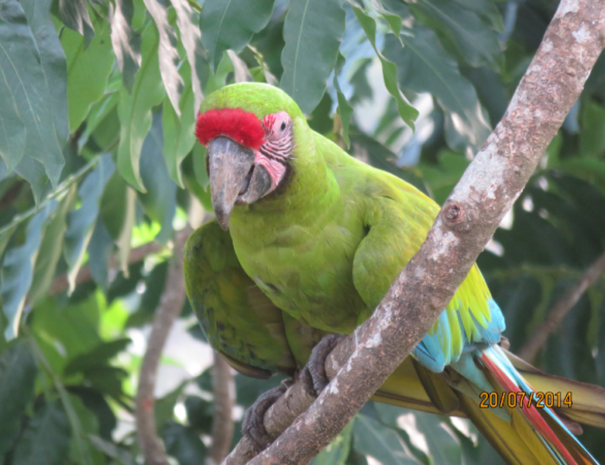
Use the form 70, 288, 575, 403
184, 221, 297, 377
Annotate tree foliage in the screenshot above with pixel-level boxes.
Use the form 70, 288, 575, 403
0, 0, 604, 464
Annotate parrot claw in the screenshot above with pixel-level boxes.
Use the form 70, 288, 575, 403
307, 334, 345, 396
242, 384, 287, 452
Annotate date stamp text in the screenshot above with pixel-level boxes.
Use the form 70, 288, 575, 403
479, 391, 573, 409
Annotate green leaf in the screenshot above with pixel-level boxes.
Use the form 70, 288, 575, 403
349, 131, 428, 194
163, 60, 198, 187
418, 151, 469, 204
353, 414, 420, 465
281, 0, 346, 115
203, 50, 234, 94
0, 340, 37, 456
126, 260, 168, 327
0, 0, 64, 186
0, 52, 26, 173
98, 171, 136, 276
377, 405, 462, 465
308, 91, 333, 134
335, 90, 353, 148
32, 294, 101, 365
106, 261, 144, 303
162, 422, 208, 465
87, 220, 114, 290
25, 336, 95, 465
62, 11, 114, 132
0, 223, 17, 259
143, 0, 183, 115
138, 113, 177, 243
12, 401, 71, 465
57, 0, 94, 46
70, 388, 117, 440
117, 21, 166, 192
192, 143, 209, 190
14, 158, 49, 204
333, 54, 353, 148
352, 6, 418, 128
82, 74, 121, 143
559, 158, 605, 186
64, 338, 131, 376
64, 393, 104, 465
90, 106, 122, 153
63, 154, 115, 293
200, 0, 275, 72
181, 144, 212, 211
451, 0, 504, 33
384, 26, 491, 153
89, 435, 137, 465
227, 49, 253, 83
20, 0, 70, 146
109, 0, 142, 93
1, 202, 56, 340
370, 0, 413, 37
184, 396, 213, 434
461, 65, 508, 126
155, 380, 188, 431
78, 365, 129, 401
28, 185, 76, 304
234, 372, 286, 408
414, 0, 502, 68
579, 100, 605, 158
171, 0, 205, 111
99, 171, 130, 240
312, 418, 354, 465
116, 186, 137, 275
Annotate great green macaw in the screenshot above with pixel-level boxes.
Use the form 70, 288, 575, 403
184, 82, 605, 464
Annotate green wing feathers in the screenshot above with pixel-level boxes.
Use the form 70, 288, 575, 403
184, 221, 296, 378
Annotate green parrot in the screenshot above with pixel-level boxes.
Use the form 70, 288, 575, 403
184, 82, 605, 464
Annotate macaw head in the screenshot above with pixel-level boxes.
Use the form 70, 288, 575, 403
195, 83, 306, 230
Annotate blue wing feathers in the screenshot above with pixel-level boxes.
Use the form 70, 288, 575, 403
413, 298, 506, 373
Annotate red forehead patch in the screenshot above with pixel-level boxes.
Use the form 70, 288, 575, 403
195, 108, 265, 150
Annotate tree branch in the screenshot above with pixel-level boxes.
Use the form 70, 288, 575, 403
519, 250, 605, 362
210, 353, 236, 464
225, 371, 317, 465
135, 227, 191, 465
224, 2, 605, 464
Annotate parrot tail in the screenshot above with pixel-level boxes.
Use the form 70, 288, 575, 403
370, 347, 605, 464
474, 345, 599, 465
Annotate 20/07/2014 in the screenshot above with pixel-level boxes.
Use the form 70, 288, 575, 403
479, 391, 573, 409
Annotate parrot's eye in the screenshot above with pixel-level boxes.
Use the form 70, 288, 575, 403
262, 111, 291, 142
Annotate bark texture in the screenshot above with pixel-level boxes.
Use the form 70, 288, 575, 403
224, 1, 605, 463
210, 353, 236, 464
135, 227, 191, 465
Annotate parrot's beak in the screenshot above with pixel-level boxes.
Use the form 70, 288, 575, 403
207, 136, 271, 230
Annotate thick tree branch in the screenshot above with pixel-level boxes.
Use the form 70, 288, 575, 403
225, 2, 605, 464
519, 250, 605, 362
135, 227, 191, 465
210, 353, 236, 464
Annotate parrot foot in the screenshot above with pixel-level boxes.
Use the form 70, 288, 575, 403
307, 334, 345, 395
242, 383, 288, 452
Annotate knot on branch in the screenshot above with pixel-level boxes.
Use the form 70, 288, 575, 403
443, 202, 464, 226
